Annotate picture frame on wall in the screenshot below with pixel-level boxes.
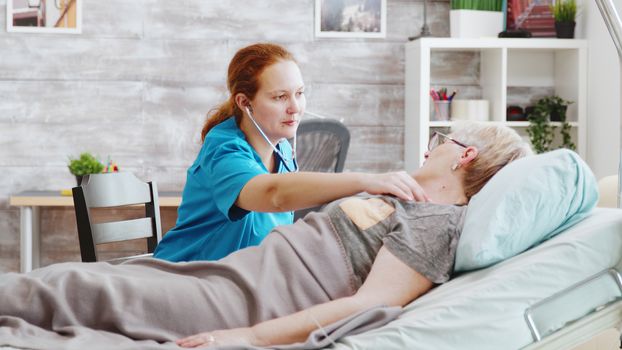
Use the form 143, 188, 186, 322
505, 0, 556, 37
7, 0, 82, 34
315, 0, 386, 38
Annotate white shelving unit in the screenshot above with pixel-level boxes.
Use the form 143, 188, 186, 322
404, 38, 588, 171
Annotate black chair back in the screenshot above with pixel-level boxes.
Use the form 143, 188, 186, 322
72, 172, 162, 262
294, 118, 350, 220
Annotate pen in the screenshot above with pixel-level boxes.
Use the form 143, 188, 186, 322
430, 89, 439, 101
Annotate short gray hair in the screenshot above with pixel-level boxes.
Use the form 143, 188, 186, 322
450, 121, 533, 200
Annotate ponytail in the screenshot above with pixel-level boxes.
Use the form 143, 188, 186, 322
201, 99, 240, 141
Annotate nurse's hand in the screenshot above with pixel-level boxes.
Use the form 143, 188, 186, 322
363, 171, 430, 202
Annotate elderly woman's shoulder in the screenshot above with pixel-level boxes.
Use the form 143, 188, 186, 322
389, 197, 467, 223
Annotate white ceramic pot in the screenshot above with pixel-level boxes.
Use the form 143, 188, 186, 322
450, 10, 504, 38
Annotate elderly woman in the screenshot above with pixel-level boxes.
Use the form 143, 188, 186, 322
0, 122, 531, 349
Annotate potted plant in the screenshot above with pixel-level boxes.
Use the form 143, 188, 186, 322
68, 153, 104, 185
551, 0, 577, 38
526, 104, 555, 154
450, 0, 504, 38
526, 95, 575, 153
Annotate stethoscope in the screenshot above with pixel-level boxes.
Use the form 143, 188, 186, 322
245, 106, 299, 173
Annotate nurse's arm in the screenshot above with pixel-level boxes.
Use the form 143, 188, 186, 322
236, 171, 429, 212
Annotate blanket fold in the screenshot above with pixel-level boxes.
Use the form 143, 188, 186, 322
0, 213, 369, 349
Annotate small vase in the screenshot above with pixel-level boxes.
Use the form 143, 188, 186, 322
75, 175, 83, 186
555, 21, 575, 39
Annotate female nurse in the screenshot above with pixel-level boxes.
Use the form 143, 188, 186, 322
154, 43, 429, 262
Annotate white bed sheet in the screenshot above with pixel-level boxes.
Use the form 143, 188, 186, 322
330, 208, 622, 350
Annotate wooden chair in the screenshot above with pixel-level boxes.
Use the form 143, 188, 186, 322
72, 172, 162, 262
294, 118, 351, 220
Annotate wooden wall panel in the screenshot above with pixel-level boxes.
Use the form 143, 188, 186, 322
293, 41, 406, 84
0, 0, 463, 272
0, 81, 144, 124
0, 37, 232, 83
345, 126, 404, 172
0, 123, 198, 167
82, 0, 144, 38
306, 83, 404, 126
143, 0, 314, 42
388, 1, 450, 41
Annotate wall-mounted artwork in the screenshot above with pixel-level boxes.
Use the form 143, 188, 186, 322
506, 0, 555, 37
7, 0, 82, 34
315, 0, 386, 38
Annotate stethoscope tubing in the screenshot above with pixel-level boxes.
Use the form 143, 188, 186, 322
245, 106, 298, 173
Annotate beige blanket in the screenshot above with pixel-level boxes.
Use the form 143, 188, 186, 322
0, 213, 399, 349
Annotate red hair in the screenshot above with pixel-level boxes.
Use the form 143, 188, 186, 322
201, 43, 296, 141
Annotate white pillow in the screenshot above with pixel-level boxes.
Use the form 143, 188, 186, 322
454, 149, 599, 272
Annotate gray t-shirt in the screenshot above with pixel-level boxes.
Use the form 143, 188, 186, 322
321, 195, 467, 288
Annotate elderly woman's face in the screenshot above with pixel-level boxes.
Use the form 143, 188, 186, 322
420, 133, 465, 176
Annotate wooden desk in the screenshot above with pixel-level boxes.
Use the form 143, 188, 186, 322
9, 191, 181, 273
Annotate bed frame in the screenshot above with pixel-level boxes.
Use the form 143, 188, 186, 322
523, 268, 622, 349
524, 300, 622, 349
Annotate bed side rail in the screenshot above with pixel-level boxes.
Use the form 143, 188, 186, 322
524, 268, 622, 343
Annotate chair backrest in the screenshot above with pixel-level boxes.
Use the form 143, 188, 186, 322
296, 118, 350, 173
294, 118, 350, 220
72, 172, 162, 262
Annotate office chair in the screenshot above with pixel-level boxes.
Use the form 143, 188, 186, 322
72, 172, 162, 262
294, 118, 350, 220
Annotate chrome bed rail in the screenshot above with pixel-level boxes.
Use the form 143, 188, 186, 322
524, 268, 622, 343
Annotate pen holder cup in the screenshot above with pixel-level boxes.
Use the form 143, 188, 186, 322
431, 101, 451, 121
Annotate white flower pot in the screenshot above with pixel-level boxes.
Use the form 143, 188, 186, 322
450, 10, 504, 38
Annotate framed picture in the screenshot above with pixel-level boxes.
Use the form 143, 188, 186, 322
315, 0, 386, 38
7, 0, 82, 34
505, 0, 555, 37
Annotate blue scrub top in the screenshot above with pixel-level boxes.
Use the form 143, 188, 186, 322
154, 117, 295, 262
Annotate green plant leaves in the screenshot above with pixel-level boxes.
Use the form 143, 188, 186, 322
67, 153, 104, 176
526, 96, 575, 154
451, 0, 502, 11
550, 0, 577, 22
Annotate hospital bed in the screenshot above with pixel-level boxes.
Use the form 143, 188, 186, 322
329, 208, 622, 350
328, 1, 621, 348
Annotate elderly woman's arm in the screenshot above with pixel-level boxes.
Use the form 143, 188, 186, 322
176, 246, 434, 348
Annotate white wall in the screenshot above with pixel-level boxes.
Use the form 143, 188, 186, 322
581, 0, 621, 180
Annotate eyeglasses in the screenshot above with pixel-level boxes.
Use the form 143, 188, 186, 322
428, 131, 469, 152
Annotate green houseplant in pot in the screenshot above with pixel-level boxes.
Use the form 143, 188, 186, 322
526, 95, 575, 153
68, 153, 104, 185
551, 0, 577, 38
450, 0, 503, 38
